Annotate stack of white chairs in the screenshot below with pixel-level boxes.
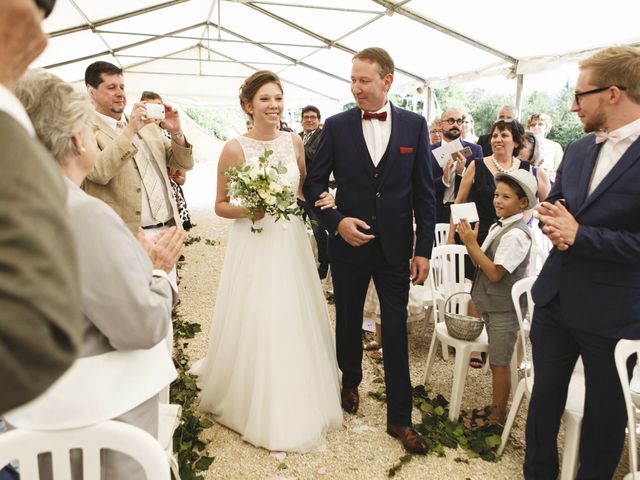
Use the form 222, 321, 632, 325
0, 420, 170, 479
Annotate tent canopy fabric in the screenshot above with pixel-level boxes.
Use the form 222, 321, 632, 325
37, 0, 640, 114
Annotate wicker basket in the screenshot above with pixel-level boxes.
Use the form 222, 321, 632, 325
444, 292, 484, 341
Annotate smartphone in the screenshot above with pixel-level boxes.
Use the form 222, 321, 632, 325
450, 146, 472, 162
458, 146, 473, 158
145, 103, 165, 120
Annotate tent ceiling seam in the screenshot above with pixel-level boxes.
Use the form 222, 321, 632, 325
242, 2, 426, 83
371, 0, 517, 65
48, 0, 190, 38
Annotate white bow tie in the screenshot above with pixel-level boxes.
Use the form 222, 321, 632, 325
595, 130, 623, 144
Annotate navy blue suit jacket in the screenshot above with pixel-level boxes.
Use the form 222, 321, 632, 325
532, 133, 640, 338
303, 104, 436, 265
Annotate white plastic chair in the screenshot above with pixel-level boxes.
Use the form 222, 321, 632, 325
158, 403, 182, 479
0, 420, 170, 480
423, 244, 490, 421
528, 244, 548, 277
434, 223, 450, 247
498, 277, 585, 480
615, 339, 640, 480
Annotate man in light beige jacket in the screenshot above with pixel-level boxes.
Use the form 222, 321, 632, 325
83, 61, 194, 235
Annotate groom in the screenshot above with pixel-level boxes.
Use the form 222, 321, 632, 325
304, 47, 436, 454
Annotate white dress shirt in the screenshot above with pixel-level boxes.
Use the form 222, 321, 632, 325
481, 213, 532, 273
588, 117, 640, 195
362, 102, 392, 167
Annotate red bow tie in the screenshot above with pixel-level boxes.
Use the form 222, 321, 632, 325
363, 111, 387, 121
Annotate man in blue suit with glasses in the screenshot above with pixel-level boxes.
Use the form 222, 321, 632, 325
525, 46, 640, 479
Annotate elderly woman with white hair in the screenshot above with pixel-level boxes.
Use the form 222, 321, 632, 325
5, 69, 184, 479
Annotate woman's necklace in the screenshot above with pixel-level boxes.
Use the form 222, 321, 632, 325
490, 155, 517, 173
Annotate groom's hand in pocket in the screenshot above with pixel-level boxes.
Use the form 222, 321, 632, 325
337, 217, 375, 247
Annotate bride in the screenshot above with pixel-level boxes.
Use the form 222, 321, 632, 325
192, 71, 343, 452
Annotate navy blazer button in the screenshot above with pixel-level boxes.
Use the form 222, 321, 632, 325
372, 215, 377, 220
374, 173, 379, 178
376, 192, 381, 197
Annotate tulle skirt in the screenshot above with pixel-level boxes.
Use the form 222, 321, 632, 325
192, 215, 343, 452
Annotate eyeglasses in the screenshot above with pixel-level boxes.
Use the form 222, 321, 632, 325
430, 129, 442, 134
302, 114, 318, 120
443, 118, 464, 125
574, 85, 627, 106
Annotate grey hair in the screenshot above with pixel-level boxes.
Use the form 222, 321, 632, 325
14, 69, 93, 165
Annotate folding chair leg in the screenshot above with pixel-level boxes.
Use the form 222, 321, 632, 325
168, 452, 181, 479
448, 346, 471, 421
423, 333, 439, 385
498, 379, 526, 456
560, 415, 582, 480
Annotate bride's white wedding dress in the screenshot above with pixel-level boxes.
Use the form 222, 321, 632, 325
192, 132, 342, 452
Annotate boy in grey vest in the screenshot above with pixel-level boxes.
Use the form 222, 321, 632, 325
457, 169, 537, 426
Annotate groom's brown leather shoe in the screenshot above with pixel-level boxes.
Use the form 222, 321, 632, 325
340, 387, 359, 414
387, 424, 429, 455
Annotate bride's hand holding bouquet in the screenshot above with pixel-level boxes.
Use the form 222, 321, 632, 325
223, 148, 303, 233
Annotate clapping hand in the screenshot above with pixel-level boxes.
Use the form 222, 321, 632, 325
137, 227, 185, 273
535, 200, 579, 251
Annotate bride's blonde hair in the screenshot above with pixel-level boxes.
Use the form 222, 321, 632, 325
239, 71, 283, 118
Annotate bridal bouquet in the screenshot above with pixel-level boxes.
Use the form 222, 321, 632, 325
223, 148, 303, 233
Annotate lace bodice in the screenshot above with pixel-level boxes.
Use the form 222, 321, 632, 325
236, 132, 300, 192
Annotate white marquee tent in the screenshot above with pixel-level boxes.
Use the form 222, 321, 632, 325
36, 0, 640, 118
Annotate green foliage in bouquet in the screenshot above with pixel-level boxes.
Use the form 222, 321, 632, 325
223, 149, 303, 233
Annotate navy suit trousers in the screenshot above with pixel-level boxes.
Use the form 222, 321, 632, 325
331, 239, 412, 426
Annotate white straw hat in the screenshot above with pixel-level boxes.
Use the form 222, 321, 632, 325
494, 169, 538, 211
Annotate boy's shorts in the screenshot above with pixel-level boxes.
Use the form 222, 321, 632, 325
482, 311, 519, 366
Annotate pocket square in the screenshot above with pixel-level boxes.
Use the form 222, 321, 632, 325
399, 147, 414, 154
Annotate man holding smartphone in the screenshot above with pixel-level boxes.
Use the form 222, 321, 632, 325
430, 107, 483, 224
83, 62, 193, 238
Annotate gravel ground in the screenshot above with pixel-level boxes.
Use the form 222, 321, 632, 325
176, 162, 631, 480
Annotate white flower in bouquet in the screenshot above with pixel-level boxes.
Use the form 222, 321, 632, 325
223, 148, 303, 233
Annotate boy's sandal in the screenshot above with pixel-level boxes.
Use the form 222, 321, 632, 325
364, 340, 381, 351
460, 406, 492, 430
469, 355, 484, 369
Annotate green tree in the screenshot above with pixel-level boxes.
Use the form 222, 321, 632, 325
434, 85, 469, 113
521, 91, 555, 126
183, 107, 246, 141
465, 89, 513, 136
548, 83, 584, 148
